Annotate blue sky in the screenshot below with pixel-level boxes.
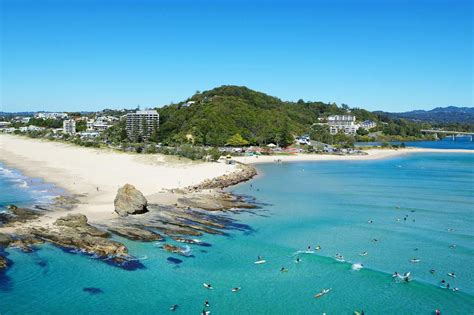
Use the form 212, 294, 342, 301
1, 0, 472, 112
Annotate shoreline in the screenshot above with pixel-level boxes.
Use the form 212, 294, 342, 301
0, 135, 238, 232
1, 135, 472, 233
233, 147, 473, 165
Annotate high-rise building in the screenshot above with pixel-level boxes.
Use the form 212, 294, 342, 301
126, 110, 159, 140
63, 119, 76, 135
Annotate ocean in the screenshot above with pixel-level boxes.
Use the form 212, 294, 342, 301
1, 143, 473, 314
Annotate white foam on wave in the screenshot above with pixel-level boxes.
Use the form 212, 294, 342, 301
351, 263, 364, 271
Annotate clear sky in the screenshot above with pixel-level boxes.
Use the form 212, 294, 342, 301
1, 0, 472, 112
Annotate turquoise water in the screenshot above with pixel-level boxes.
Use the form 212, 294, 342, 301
1, 153, 473, 314
356, 136, 474, 150
0, 164, 62, 212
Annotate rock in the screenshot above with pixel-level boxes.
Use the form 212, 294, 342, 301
0, 256, 7, 270
108, 226, 164, 242
54, 213, 88, 228
28, 226, 128, 259
0, 205, 41, 225
53, 214, 110, 238
9, 236, 44, 252
185, 164, 257, 191
0, 233, 12, 247
114, 184, 148, 217
162, 244, 189, 256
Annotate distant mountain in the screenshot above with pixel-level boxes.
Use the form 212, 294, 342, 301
376, 106, 474, 124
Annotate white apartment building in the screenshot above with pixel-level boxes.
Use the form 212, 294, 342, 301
126, 110, 159, 140
63, 119, 76, 135
327, 115, 358, 135
35, 112, 68, 119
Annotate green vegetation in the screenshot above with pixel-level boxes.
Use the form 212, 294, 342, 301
156, 85, 434, 147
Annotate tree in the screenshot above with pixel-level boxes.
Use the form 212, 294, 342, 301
277, 119, 293, 147
226, 133, 249, 146
208, 147, 221, 161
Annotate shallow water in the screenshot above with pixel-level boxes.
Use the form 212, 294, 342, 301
1, 153, 473, 314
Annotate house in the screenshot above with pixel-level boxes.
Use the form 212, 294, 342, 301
296, 135, 311, 145
360, 120, 377, 130
327, 115, 359, 135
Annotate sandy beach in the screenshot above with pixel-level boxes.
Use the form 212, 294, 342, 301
1, 134, 472, 231
0, 135, 237, 230
233, 147, 473, 164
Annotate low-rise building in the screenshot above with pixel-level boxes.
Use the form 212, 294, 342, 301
360, 120, 377, 130
63, 119, 76, 135
35, 112, 68, 119
327, 115, 358, 135
0, 122, 11, 128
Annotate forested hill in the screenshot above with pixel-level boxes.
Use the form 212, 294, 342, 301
376, 106, 474, 125
155, 85, 425, 146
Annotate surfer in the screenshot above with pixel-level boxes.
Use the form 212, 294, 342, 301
360, 251, 368, 256
204, 300, 210, 308
367, 220, 373, 224
296, 257, 301, 263
392, 271, 399, 278
435, 309, 441, 315
307, 245, 311, 251
315, 245, 321, 250
204, 283, 213, 289
447, 272, 456, 278
232, 287, 241, 292
280, 267, 288, 272
170, 304, 178, 311
430, 269, 435, 274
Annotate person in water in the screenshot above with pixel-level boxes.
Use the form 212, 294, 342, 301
205, 300, 210, 308
435, 309, 441, 315
307, 245, 311, 251
296, 257, 301, 263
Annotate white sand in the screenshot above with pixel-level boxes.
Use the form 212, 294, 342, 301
0, 134, 237, 229
1, 134, 472, 231
233, 147, 473, 165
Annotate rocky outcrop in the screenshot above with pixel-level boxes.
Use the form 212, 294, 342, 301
108, 226, 164, 242
17, 214, 132, 265
54, 213, 88, 228
185, 163, 257, 191
0, 205, 40, 225
0, 256, 7, 270
114, 184, 148, 217
162, 244, 189, 256
0, 233, 12, 247
53, 213, 110, 238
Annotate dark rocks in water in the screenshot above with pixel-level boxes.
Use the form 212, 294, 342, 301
83, 287, 104, 294
114, 184, 148, 217
108, 226, 163, 242
9, 237, 44, 253
167, 257, 183, 264
171, 236, 211, 247
0, 256, 7, 270
162, 244, 189, 256
0, 233, 12, 247
0, 205, 41, 225
36, 260, 48, 268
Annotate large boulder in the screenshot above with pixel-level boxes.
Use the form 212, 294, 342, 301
114, 184, 148, 217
